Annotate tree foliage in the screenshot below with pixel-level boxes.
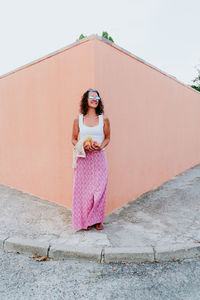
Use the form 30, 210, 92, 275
102, 31, 114, 42
190, 67, 200, 92
78, 34, 86, 40
77, 31, 114, 43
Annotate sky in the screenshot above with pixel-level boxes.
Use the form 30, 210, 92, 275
0, 0, 200, 85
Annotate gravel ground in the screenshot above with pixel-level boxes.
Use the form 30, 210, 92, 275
0, 249, 200, 300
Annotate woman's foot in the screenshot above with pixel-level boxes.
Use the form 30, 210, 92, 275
95, 223, 104, 230
85, 225, 93, 230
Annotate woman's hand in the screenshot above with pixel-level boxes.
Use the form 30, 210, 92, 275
83, 140, 94, 151
94, 145, 102, 151
83, 140, 102, 151
90, 141, 102, 151
83, 140, 90, 151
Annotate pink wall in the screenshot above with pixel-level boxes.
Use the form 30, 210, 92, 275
93, 38, 200, 213
0, 35, 200, 215
0, 40, 95, 208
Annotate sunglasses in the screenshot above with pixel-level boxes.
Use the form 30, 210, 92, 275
89, 95, 100, 100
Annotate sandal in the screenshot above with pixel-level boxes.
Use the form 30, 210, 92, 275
95, 223, 104, 230
85, 225, 93, 230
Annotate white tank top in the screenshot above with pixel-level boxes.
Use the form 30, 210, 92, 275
79, 113, 105, 150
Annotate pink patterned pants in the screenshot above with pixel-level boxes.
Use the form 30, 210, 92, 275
72, 150, 108, 231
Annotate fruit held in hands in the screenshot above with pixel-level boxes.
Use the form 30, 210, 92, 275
83, 136, 92, 148
83, 137, 92, 150
86, 136, 92, 142
84, 137, 101, 150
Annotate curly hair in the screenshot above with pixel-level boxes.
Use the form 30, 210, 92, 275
80, 89, 104, 115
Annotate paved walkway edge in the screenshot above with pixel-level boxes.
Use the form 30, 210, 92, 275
1, 235, 200, 263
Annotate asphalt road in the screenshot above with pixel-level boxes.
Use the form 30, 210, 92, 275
0, 249, 200, 299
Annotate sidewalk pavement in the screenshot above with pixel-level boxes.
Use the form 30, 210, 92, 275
1, 164, 200, 264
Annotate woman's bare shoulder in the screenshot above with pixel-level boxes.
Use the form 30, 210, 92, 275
73, 115, 79, 124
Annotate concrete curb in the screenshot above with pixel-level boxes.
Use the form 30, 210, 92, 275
49, 244, 103, 262
103, 247, 154, 263
1, 236, 200, 263
1, 236, 50, 257
154, 244, 200, 262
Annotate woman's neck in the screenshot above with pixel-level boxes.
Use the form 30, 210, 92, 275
85, 108, 97, 117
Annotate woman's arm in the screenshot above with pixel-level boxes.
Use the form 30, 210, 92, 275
100, 116, 111, 150
71, 116, 79, 146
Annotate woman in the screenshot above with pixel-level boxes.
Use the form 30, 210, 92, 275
71, 89, 110, 231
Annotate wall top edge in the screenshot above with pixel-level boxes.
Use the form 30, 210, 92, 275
0, 34, 199, 95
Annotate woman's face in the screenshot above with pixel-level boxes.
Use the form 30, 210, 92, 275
87, 91, 100, 109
